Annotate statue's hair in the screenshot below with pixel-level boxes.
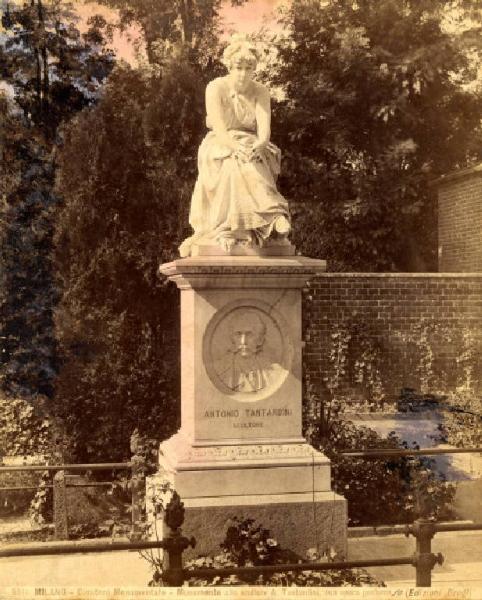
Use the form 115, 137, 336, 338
222, 33, 261, 69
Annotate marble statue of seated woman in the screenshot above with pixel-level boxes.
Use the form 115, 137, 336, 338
179, 34, 292, 257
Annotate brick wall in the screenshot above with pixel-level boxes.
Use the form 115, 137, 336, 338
435, 164, 482, 272
303, 273, 482, 406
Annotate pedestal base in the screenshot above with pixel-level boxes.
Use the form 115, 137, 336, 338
146, 433, 347, 559
147, 474, 347, 559
157, 432, 332, 497
182, 492, 348, 559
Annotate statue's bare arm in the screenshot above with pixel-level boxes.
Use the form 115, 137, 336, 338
255, 84, 271, 146
206, 80, 250, 161
250, 84, 271, 160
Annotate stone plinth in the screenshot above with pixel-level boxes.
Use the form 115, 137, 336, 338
147, 255, 347, 557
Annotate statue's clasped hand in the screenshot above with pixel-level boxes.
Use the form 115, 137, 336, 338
233, 140, 266, 164
248, 140, 266, 163
233, 144, 250, 163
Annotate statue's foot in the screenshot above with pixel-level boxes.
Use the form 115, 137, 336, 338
274, 216, 291, 236
219, 235, 236, 254
241, 231, 255, 247
179, 238, 192, 258
266, 236, 291, 247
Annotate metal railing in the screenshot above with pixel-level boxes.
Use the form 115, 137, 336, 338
0, 491, 196, 587
1, 446, 481, 587
1, 489, 480, 587
339, 447, 482, 458
339, 445, 482, 585
0, 459, 144, 539
0, 463, 131, 472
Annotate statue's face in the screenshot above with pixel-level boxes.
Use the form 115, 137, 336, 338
229, 58, 256, 91
229, 313, 265, 357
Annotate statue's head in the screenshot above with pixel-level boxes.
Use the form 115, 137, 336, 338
227, 309, 266, 358
222, 34, 260, 77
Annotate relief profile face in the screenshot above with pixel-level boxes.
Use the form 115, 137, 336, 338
203, 301, 292, 401
228, 310, 266, 358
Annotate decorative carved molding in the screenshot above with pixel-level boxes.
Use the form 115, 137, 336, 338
159, 256, 326, 276
163, 266, 324, 276
160, 433, 325, 465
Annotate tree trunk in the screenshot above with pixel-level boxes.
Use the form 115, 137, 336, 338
179, 0, 193, 46
31, 0, 43, 119
37, 0, 51, 137
38, 0, 49, 97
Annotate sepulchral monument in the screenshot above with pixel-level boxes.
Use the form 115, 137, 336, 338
147, 35, 347, 557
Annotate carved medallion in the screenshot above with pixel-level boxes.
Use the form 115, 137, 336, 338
203, 299, 292, 402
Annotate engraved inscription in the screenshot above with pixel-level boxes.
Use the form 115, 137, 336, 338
204, 408, 292, 418
203, 405, 292, 433
166, 438, 320, 464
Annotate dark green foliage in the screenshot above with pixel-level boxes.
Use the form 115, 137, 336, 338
29, 470, 53, 524
183, 518, 384, 587
0, 0, 114, 134
0, 130, 59, 399
440, 409, 482, 448
269, 0, 482, 270
397, 387, 482, 451
53, 57, 208, 460
0, 0, 114, 407
0, 470, 42, 517
220, 517, 285, 568
0, 98, 59, 400
0, 393, 51, 456
315, 417, 455, 526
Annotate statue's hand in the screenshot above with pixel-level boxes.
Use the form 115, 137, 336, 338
249, 140, 268, 162
232, 142, 251, 163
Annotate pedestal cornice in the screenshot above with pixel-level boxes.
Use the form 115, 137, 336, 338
159, 255, 327, 289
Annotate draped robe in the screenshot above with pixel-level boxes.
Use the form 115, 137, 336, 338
179, 77, 290, 257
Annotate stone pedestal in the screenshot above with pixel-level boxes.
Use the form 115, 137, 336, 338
147, 255, 347, 558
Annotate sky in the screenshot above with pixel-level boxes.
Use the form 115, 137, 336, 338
221, 0, 283, 33
77, 0, 285, 65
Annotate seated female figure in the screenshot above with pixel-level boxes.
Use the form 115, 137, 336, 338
179, 36, 291, 257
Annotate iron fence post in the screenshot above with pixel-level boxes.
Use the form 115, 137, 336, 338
162, 491, 196, 587
130, 458, 143, 540
408, 518, 444, 587
130, 431, 145, 540
163, 530, 186, 587
53, 470, 69, 540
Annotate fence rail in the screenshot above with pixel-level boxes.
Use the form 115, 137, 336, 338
1, 446, 481, 587
0, 539, 169, 558
434, 523, 482, 533
0, 463, 131, 473
0, 482, 113, 492
1, 489, 480, 587
340, 447, 482, 458
0, 454, 142, 539
184, 556, 415, 579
